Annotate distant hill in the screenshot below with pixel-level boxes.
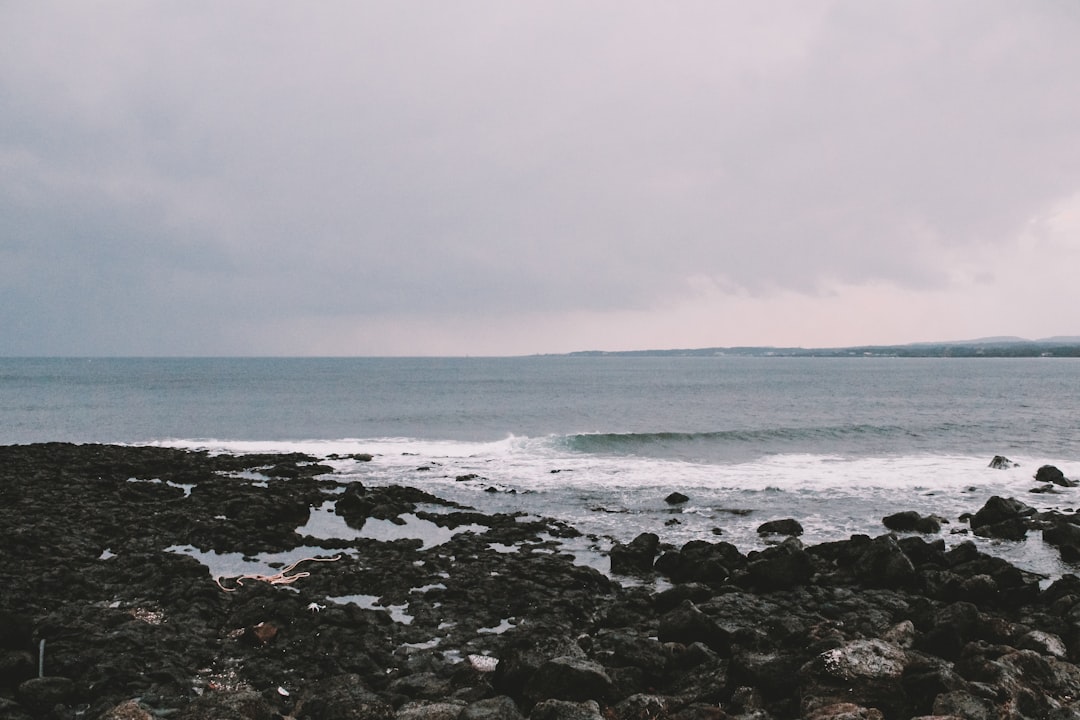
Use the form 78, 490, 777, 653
565, 338, 1080, 358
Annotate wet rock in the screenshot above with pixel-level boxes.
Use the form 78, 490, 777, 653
973, 517, 1029, 541
1017, 630, 1069, 660
460, 696, 525, 720
882, 511, 942, 534
746, 537, 814, 590
970, 496, 1034, 540
590, 629, 669, 686
654, 541, 742, 586
612, 694, 669, 720
0, 650, 34, 689
851, 535, 917, 589
528, 699, 603, 720
989, 455, 1017, 469
242, 620, 280, 646
971, 496, 1034, 527
1043, 519, 1080, 552
958, 647, 1080, 718
174, 690, 278, 720
756, 518, 804, 536
652, 583, 714, 614
730, 647, 807, 699
798, 639, 909, 718
804, 703, 884, 720
395, 701, 466, 720
494, 632, 587, 701
294, 674, 394, 720
930, 690, 995, 720
16, 676, 75, 714
0, 698, 33, 720
389, 673, 454, 701
658, 601, 730, 654
524, 656, 613, 704
609, 533, 660, 575
665, 492, 690, 505
1037, 465, 1076, 487
14, 443, 1080, 720
1030, 483, 1062, 494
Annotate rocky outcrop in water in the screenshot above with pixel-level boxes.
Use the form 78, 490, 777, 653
3, 444, 1080, 719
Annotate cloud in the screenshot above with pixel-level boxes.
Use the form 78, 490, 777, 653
2, 1, 1080, 354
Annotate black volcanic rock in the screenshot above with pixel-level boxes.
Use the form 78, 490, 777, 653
882, 510, 942, 534
746, 537, 814, 590
1037, 464, 1077, 487
756, 518, 804, 536
970, 496, 1035, 540
989, 455, 1017, 469
608, 533, 659, 576
5, 443, 1080, 720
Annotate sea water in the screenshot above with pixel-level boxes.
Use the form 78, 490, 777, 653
3, 356, 1079, 578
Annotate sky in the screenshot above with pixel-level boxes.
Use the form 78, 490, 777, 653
2, 2, 1080, 356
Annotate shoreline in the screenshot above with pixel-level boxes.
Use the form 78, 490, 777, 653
4, 443, 1080, 719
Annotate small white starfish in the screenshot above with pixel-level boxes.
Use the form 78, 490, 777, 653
306, 602, 324, 613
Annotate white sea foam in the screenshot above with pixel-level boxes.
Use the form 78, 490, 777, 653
156, 436, 1080, 579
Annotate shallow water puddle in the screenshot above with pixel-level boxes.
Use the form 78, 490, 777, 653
477, 618, 516, 634
411, 582, 447, 593
166, 544, 351, 586
297, 501, 489, 549
325, 594, 414, 624
126, 477, 195, 497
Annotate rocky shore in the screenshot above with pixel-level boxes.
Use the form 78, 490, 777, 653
4, 444, 1080, 720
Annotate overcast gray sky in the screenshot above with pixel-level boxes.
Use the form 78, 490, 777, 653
3, 2, 1080, 356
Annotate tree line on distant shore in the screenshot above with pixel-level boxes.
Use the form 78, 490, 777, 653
566, 340, 1080, 358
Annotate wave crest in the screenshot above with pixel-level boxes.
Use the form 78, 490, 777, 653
559, 424, 912, 460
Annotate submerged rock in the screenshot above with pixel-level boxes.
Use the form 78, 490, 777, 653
989, 455, 1017, 469
882, 510, 942, 534
756, 518, 804, 536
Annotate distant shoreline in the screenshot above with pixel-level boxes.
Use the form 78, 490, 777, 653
564, 339, 1080, 359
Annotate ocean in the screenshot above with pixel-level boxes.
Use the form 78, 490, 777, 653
3, 356, 1080, 579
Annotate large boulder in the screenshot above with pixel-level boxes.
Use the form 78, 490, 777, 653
493, 631, 586, 701
653, 541, 743, 585
798, 639, 910, 719
1043, 519, 1080, 549
851, 535, 917, 589
969, 496, 1034, 540
746, 537, 814, 590
957, 646, 1080, 718
882, 511, 942, 534
609, 533, 660, 576
657, 600, 730, 654
1036, 465, 1077, 487
523, 657, 613, 705
757, 518, 804, 536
